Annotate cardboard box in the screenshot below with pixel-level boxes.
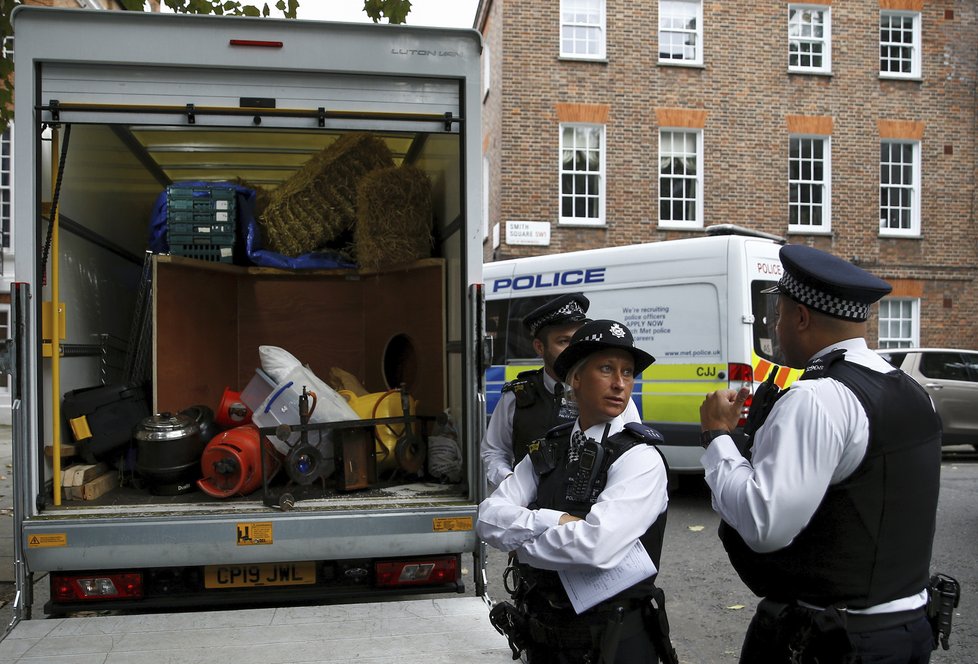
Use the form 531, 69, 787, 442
64, 470, 117, 501
61, 463, 109, 489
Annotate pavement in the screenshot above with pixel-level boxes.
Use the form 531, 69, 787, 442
1, 424, 13, 584
0, 424, 51, 633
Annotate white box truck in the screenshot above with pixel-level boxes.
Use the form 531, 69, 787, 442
4, 7, 497, 645
484, 228, 803, 472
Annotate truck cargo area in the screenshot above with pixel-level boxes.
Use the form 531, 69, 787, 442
37, 119, 470, 516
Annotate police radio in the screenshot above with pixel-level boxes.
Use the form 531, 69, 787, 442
565, 439, 605, 503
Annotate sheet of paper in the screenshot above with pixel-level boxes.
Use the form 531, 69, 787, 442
557, 540, 657, 614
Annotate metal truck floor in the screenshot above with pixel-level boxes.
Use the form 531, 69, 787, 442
0, 596, 512, 663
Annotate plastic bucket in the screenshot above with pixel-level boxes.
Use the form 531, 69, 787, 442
338, 390, 417, 474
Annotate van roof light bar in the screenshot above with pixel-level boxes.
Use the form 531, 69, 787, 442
705, 224, 786, 244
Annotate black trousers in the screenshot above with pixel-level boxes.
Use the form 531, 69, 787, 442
522, 594, 660, 664
739, 602, 933, 664
846, 615, 933, 664
526, 628, 659, 664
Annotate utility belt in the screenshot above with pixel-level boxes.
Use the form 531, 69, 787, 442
753, 575, 961, 664
490, 559, 679, 664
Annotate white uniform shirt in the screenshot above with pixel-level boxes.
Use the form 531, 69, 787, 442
477, 414, 668, 571
702, 337, 928, 613
481, 370, 641, 488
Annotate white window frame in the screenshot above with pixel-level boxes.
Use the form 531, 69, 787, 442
482, 155, 490, 240
788, 5, 832, 74
560, 0, 606, 60
878, 298, 920, 349
559, 123, 606, 226
658, 128, 703, 229
1, 125, 12, 253
483, 46, 491, 99
658, 1, 703, 66
880, 11, 921, 79
788, 135, 831, 234
0, 305, 9, 414
879, 140, 921, 238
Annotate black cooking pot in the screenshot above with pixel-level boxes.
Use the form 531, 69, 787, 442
181, 405, 218, 445
135, 412, 205, 494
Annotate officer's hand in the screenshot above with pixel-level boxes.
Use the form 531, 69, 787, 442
700, 387, 750, 431
558, 513, 583, 525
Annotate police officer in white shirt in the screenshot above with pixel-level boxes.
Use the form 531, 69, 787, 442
479, 319, 673, 664
699, 244, 942, 663
482, 294, 640, 491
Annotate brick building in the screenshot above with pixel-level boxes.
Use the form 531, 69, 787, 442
475, 0, 978, 350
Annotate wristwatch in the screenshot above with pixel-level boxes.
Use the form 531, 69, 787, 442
700, 429, 730, 448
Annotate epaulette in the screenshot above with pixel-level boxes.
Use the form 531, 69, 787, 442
619, 422, 665, 446
605, 424, 668, 477
501, 378, 537, 408
800, 348, 848, 381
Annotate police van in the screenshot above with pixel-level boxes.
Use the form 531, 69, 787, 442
483, 226, 802, 472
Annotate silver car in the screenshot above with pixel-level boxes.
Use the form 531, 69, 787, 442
877, 348, 978, 448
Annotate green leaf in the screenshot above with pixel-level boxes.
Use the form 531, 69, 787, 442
362, 0, 411, 25
241, 5, 261, 17
386, 0, 411, 24
363, 0, 382, 23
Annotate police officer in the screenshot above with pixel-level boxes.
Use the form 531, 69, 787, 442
482, 294, 640, 489
478, 320, 672, 664
699, 244, 941, 663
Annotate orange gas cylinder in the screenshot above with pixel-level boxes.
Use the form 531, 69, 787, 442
215, 387, 252, 429
197, 425, 281, 498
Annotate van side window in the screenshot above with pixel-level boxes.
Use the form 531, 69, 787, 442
750, 280, 781, 363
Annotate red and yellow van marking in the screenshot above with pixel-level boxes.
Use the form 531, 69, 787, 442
752, 356, 802, 389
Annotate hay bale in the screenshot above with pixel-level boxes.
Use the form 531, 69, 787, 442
259, 133, 394, 257
354, 165, 433, 271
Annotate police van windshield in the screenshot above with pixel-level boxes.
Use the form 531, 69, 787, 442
751, 280, 782, 364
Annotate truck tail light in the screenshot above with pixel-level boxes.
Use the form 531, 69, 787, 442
727, 363, 754, 427
374, 557, 458, 588
51, 572, 143, 602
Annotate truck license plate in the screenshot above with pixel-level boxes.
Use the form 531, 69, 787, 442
204, 562, 317, 589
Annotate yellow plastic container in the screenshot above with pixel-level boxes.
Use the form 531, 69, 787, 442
339, 390, 418, 475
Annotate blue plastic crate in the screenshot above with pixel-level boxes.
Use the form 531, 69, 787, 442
164, 184, 237, 263
170, 240, 234, 264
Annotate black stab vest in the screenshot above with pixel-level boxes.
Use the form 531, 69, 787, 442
507, 368, 574, 464
526, 424, 668, 602
720, 350, 942, 608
